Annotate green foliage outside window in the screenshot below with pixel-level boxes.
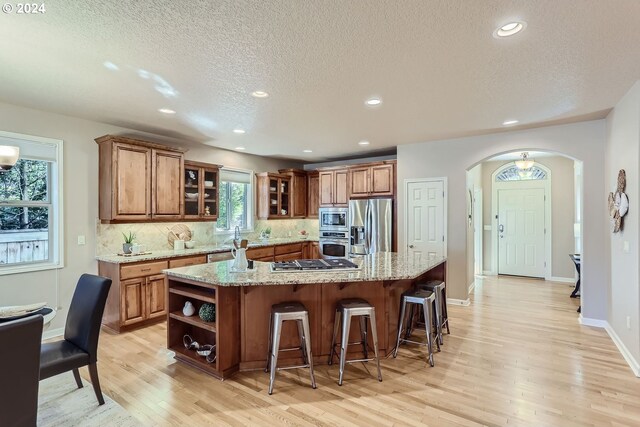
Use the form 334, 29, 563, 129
217, 181, 249, 231
0, 159, 49, 230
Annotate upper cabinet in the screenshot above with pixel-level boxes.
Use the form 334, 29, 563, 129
96, 135, 186, 222
184, 161, 221, 220
319, 168, 349, 207
349, 161, 395, 198
307, 171, 319, 218
256, 173, 292, 219
278, 169, 308, 218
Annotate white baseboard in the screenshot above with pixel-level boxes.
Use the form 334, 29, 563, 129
578, 315, 608, 328
578, 315, 640, 377
605, 323, 640, 377
43, 327, 64, 340
482, 270, 496, 276
468, 281, 475, 294
549, 276, 576, 283
447, 298, 470, 306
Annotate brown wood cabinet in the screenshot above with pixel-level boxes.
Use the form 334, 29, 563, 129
310, 241, 320, 259
183, 161, 221, 220
319, 168, 349, 207
256, 173, 292, 219
349, 161, 395, 198
166, 277, 240, 379
99, 254, 210, 333
307, 171, 319, 218
278, 169, 308, 218
96, 135, 186, 222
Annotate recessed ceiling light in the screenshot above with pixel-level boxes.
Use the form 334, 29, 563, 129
365, 97, 382, 106
358, 140, 370, 146
235, 146, 246, 150
158, 108, 176, 114
251, 91, 269, 98
233, 129, 246, 134
303, 149, 313, 153
502, 119, 519, 126
493, 21, 526, 38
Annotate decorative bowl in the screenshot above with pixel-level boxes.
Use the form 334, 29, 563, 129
196, 344, 215, 357
185, 193, 198, 199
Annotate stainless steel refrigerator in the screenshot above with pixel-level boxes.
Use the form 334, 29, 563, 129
349, 198, 393, 256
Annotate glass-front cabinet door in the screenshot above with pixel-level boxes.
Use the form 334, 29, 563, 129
201, 167, 218, 220
184, 164, 201, 219
184, 161, 220, 220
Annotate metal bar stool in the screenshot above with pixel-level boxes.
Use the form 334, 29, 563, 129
328, 298, 382, 386
393, 288, 439, 366
265, 301, 316, 395
417, 280, 449, 345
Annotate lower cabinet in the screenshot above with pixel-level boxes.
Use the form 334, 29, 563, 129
100, 255, 207, 333
120, 274, 167, 326
120, 277, 146, 326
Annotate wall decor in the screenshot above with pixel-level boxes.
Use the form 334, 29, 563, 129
608, 169, 629, 233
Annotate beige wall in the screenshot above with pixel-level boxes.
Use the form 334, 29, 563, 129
466, 164, 482, 288
0, 101, 300, 335
606, 81, 640, 364
397, 120, 608, 320
481, 156, 576, 279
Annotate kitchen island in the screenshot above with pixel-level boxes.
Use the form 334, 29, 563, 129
164, 252, 446, 379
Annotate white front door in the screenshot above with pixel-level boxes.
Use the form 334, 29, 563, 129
406, 180, 445, 263
498, 188, 545, 278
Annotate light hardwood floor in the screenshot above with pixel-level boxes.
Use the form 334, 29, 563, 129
83, 276, 640, 426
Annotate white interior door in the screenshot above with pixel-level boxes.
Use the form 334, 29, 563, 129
406, 180, 445, 262
498, 188, 545, 278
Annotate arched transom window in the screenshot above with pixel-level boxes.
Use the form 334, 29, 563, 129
496, 165, 547, 182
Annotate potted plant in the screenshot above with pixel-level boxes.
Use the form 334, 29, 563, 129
260, 227, 272, 240
122, 231, 136, 254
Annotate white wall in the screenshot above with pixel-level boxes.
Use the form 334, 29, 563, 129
398, 120, 608, 320
481, 156, 576, 279
0, 101, 300, 334
606, 81, 640, 364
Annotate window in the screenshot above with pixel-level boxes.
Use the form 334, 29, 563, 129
0, 131, 63, 274
496, 165, 547, 182
216, 168, 254, 232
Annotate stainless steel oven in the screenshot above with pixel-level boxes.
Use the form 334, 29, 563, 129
319, 207, 349, 232
319, 230, 349, 259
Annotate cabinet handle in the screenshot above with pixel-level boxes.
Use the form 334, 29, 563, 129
141, 268, 151, 272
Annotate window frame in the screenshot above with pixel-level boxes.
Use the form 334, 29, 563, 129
215, 167, 255, 234
0, 131, 64, 275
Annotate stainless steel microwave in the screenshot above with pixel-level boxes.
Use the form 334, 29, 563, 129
319, 207, 349, 231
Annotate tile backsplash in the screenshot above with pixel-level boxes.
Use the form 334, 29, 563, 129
95, 219, 319, 255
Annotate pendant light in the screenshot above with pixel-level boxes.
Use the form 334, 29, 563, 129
515, 152, 534, 170
0, 146, 19, 171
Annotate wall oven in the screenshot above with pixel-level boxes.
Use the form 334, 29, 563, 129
319, 230, 349, 259
319, 207, 349, 231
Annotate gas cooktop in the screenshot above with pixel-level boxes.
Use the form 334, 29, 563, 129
270, 259, 360, 272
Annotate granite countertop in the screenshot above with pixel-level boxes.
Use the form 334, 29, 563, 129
95, 237, 318, 264
163, 252, 446, 287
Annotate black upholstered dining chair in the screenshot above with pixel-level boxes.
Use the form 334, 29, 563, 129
0, 315, 44, 427
39, 274, 112, 405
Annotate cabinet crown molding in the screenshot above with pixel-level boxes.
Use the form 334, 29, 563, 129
95, 134, 188, 153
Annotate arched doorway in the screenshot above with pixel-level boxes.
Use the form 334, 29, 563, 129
467, 150, 582, 308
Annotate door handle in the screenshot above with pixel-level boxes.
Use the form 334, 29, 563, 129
409, 245, 414, 249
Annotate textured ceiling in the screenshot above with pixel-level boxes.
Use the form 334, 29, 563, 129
0, 0, 639, 161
